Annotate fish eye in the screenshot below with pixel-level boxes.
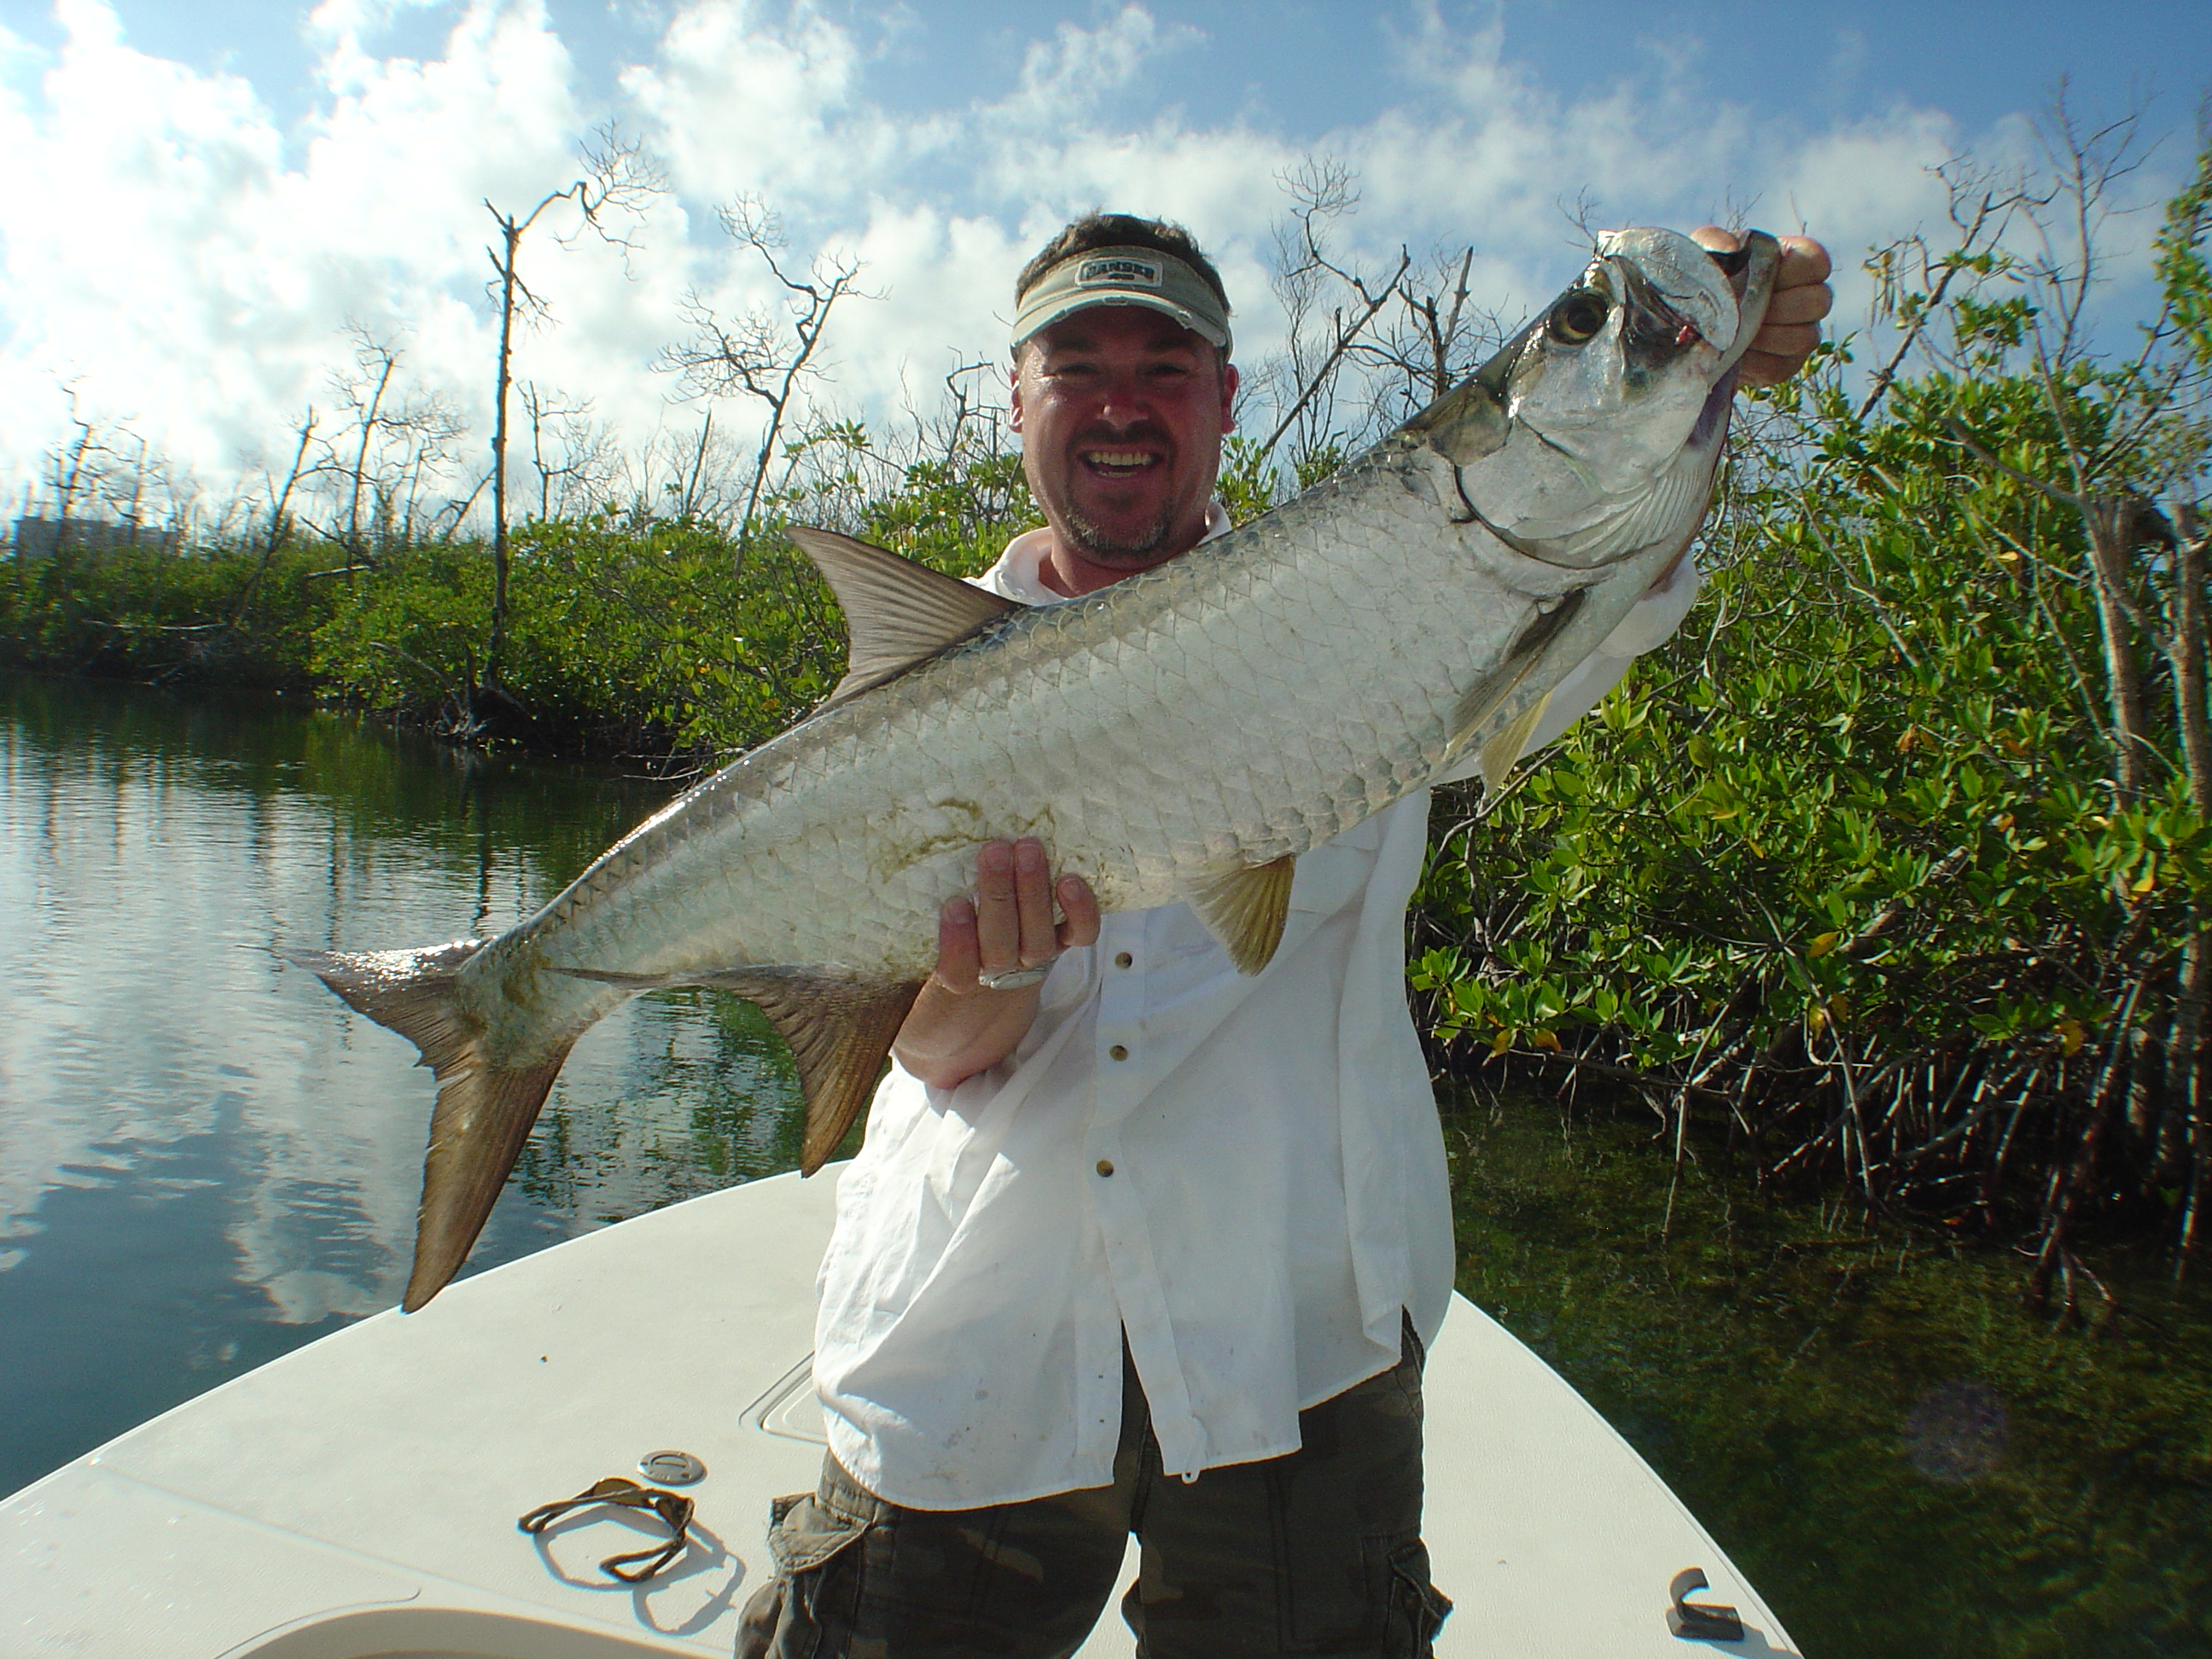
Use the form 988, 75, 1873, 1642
1547, 290, 1610, 346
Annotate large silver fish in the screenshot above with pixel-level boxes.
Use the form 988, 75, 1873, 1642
294, 227, 1778, 1309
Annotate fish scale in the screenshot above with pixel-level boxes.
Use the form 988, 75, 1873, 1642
289, 227, 1779, 1308
554, 472, 1501, 980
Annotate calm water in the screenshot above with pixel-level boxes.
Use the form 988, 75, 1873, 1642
4, 673, 2208, 1656
0, 673, 807, 1497
1446, 1099, 2212, 1656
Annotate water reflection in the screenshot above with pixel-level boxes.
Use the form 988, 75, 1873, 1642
0, 674, 804, 1493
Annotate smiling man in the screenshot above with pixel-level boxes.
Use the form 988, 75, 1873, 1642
1004, 237, 1240, 592
740, 212, 1831, 1659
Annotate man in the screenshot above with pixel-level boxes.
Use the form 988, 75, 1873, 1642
742, 212, 1832, 1659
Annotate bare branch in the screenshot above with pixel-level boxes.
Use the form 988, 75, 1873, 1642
655, 195, 881, 556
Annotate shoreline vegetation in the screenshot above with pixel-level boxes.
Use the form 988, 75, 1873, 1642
9, 132, 2212, 1298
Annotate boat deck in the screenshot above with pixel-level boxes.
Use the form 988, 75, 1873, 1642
1, 1166, 1798, 1656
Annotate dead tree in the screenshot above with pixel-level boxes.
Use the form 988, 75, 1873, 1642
224, 410, 317, 629
519, 381, 618, 521
656, 195, 875, 567
480, 125, 662, 698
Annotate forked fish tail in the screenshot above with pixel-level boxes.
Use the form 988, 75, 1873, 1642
283, 940, 574, 1312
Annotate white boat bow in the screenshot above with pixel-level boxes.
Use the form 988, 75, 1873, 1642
1, 1165, 1800, 1656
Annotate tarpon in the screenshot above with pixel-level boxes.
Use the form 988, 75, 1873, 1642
292, 228, 1779, 1309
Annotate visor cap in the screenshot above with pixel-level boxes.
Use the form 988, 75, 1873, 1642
1011, 245, 1232, 354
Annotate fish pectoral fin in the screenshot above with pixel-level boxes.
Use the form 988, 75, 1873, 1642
703, 971, 925, 1174
1445, 590, 1583, 786
1182, 854, 1298, 976
786, 527, 1022, 707
1477, 690, 1553, 793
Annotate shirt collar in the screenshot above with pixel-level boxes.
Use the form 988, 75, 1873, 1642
978, 500, 1233, 605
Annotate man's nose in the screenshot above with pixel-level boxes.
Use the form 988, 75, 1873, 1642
1095, 371, 1152, 428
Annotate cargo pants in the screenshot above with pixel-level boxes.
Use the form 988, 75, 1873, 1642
736, 1321, 1450, 1659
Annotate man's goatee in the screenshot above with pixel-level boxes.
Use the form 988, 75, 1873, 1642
1064, 504, 1175, 565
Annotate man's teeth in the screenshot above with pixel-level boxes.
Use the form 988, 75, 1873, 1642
1085, 451, 1157, 472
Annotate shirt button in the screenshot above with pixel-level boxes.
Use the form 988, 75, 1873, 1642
1115, 952, 1133, 969
1096, 1159, 1115, 1177
1109, 1044, 1128, 1061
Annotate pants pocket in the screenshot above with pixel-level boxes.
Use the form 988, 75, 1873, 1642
736, 1491, 870, 1659
1382, 1540, 1452, 1658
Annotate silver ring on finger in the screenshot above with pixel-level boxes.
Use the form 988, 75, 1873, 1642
978, 962, 1054, 992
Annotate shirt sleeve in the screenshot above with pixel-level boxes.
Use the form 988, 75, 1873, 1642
1432, 551, 1702, 786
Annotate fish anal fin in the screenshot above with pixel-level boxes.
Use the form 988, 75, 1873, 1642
1182, 854, 1297, 976
283, 941, 573, 1313
707, 971, 925, 1174
786, 527, 1021, 707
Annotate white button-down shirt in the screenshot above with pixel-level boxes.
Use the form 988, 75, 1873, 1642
812, 508, 1700, 1511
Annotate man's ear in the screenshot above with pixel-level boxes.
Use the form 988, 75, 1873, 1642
1009, 363, 1026, 434
1219, 361, 1239, 434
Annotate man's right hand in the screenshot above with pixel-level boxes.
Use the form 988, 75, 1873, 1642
891, 839, 1101, 1090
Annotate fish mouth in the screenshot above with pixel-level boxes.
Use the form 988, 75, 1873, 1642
1680, 234, 1778, 452
1704, 242, 1758, 283
1620, 269, 1704, 367
1591, 226, 1778, 387
1707, 232, 1781, 371
1615, 231, 1778, 384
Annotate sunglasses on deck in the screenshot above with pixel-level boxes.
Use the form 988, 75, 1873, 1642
518, 1476, 696, 1582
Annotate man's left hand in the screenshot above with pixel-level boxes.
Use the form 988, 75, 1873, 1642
1693, 227, 1833, 388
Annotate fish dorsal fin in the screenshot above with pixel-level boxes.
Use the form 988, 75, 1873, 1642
1182, 854, 1298, 975
701, 970, 923, 1173
786, 527, 1021, 707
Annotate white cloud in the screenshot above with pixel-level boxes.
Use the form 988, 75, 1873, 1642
619, 0, 901, 209
0, 0, 2148, 528
988, 3, 1203, 131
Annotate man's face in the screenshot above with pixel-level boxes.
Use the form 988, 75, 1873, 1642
1010, 303, 1238, 597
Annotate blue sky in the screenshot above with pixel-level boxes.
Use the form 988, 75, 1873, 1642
10, 2, 2203, 152
1, 0, 2204, 517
